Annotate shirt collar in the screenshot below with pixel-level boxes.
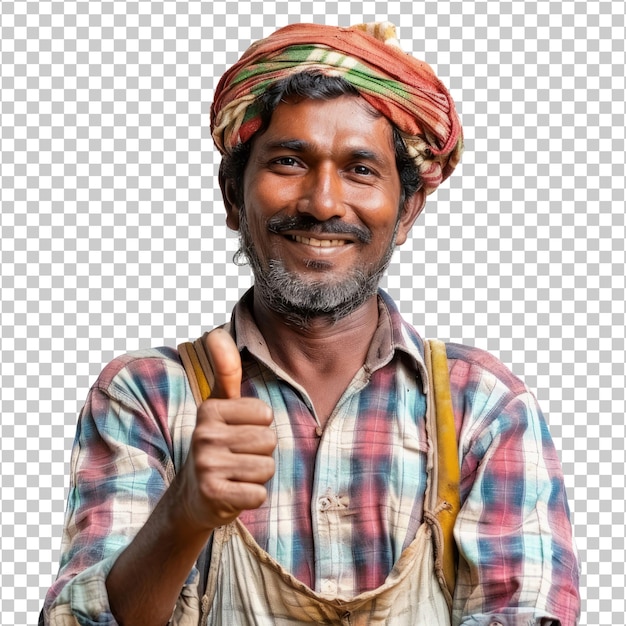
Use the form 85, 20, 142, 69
229, 288, 429, 393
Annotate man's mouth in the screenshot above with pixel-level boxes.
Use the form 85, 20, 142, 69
290, 235, 349, 247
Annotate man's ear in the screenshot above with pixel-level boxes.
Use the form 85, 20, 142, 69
395, 188, 426, 246
218, 169, 241, 231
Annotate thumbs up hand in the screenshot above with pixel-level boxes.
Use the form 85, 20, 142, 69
178, 329, 276, 532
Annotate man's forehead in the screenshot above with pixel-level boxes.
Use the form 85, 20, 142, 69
251, 96, 396, 159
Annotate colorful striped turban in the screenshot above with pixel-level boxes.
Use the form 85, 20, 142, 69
211, 22, 463, 195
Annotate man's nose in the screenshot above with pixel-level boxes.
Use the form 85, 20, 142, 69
298, 165, 346, 220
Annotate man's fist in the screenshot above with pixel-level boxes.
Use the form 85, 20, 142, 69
178, 329, 276, 532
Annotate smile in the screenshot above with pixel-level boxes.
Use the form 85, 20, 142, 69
290, 235, 349, 247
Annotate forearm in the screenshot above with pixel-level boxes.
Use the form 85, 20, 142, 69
106, 476, 214, 626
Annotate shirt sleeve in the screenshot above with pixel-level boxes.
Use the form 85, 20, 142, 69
448, 346, 580, 626
41, 349, 200, 626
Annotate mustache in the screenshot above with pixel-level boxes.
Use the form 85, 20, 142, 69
266, 215, 372, 244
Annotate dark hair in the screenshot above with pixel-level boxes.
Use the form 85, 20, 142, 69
220, 72, 422, 206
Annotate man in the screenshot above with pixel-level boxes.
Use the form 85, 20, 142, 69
42, 22, 580, 626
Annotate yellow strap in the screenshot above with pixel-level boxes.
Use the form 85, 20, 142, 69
178, 340, 213, 406
428, 338, 461, 601
193, 332, 216, 395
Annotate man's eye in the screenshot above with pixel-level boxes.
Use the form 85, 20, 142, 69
353, 165, 372, 176
274, 157, 298, 167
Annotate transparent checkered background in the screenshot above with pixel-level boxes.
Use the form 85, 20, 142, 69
1, 1, 624, 624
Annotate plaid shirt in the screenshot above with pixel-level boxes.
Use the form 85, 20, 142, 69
43, 290, 579, 626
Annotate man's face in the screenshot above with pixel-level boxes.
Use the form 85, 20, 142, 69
229, 95, 420, 325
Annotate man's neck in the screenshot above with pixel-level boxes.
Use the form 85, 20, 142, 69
251, 291, 380, 423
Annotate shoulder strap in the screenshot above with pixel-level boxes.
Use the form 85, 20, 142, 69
177, 333, 219, 603
425, 339, 461, 606
178, 332, 216, 407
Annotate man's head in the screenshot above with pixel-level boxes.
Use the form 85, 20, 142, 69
210, 22, 463, 326
222, 91, 425, 327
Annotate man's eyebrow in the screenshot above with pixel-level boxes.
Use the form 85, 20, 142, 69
262, 139, 310, 152
349, 149, 386, 164
262, 141, 388, 164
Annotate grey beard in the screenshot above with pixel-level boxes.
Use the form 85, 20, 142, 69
235, 206, 399, 328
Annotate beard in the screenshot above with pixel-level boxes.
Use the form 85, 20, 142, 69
235, 206, 400, 328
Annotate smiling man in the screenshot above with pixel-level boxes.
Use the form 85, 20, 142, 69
42, 22, 580, 626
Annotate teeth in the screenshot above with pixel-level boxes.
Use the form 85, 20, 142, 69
293, 235, 347, 247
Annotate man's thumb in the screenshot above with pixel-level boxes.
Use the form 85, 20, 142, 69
203, 328, 242, 399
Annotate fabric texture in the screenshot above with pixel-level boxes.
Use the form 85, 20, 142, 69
42, 290, 579, 626
210, 22, 463, 195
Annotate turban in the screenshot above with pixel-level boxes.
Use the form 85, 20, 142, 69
211, 22, 463, 195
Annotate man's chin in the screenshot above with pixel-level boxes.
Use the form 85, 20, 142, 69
239, 233, 393, 327
253, 272, 380, 327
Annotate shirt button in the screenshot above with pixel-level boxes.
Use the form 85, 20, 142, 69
322, 579, 337, 594
318, 497, 331, 511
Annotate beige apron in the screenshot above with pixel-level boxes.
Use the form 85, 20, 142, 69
177, 337, 459, 626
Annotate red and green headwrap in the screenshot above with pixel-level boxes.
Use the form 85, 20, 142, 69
211, 22, 463, 195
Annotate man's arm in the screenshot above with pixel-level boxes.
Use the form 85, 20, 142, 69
448, 347, 580, 626
44, 331, 276, 626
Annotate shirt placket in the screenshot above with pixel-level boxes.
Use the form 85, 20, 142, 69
312, 395, 358, 597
